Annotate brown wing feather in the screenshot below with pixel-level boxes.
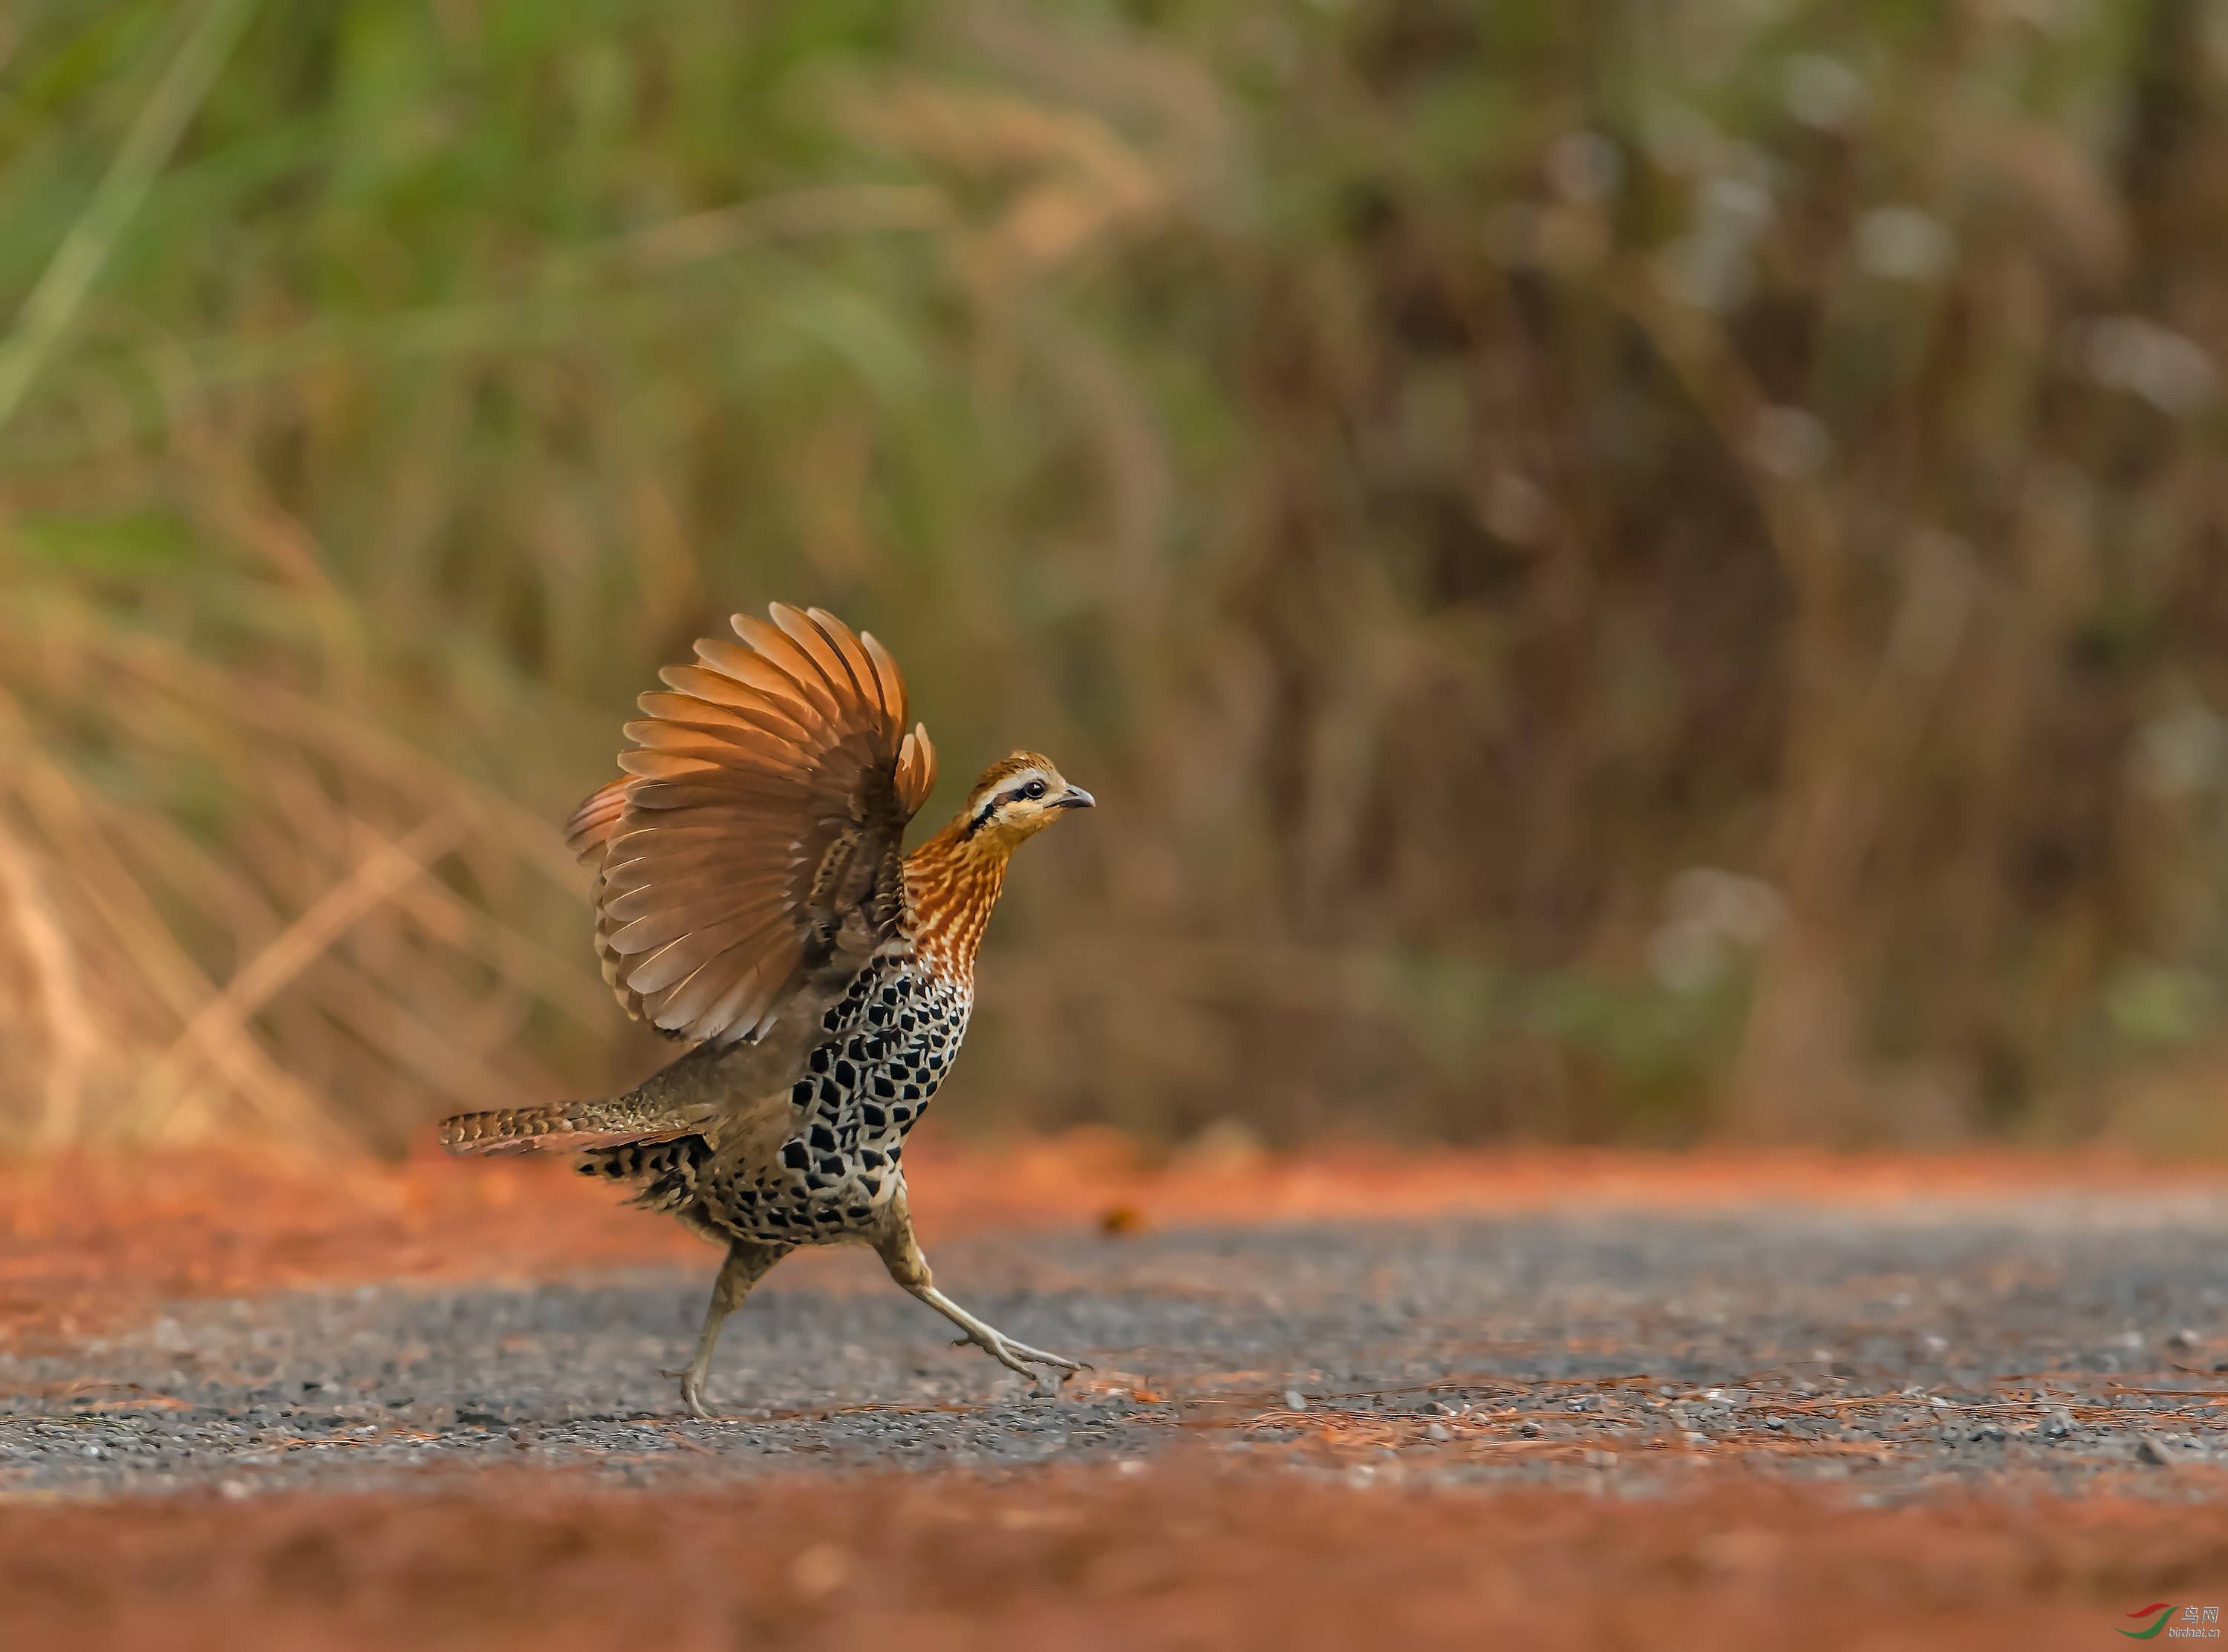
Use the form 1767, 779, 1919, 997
896, 724, 937, 817
567, 780, 644, 1014
565, 777, 634, 863
570, 604, 928, 1046
858, 630, 910, 726
812, 609, 885, 711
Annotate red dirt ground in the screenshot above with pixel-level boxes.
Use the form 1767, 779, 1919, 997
4, 1131, 2217, 1351
10, 1139, 2228, 1651
9, 1460, 2228, 1652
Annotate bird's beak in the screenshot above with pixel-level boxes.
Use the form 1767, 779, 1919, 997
1056, 785, 1095, 810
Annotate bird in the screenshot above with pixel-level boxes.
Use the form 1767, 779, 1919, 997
438, 602, 1095, 1418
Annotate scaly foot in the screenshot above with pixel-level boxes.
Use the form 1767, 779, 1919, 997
907, 1282, 1092, 1388
951, 1326, 1089, 1385
658, 1365, 720, 1421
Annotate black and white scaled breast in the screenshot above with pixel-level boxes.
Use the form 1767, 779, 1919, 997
716, 950, 968, 1242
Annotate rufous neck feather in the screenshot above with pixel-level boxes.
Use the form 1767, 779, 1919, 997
902, 813, 1015, 980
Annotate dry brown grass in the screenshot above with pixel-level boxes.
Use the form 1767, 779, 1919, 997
6, 2, 2228, 1151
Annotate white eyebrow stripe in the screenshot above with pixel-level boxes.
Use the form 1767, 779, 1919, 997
961, 771, 1050, 838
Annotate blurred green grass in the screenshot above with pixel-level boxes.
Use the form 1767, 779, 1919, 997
4, 0, 2227, 1153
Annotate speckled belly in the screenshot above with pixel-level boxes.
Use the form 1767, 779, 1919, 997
697, 951, 970, 1243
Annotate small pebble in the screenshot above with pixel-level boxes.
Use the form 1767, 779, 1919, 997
1283, 1390, 1307, 1412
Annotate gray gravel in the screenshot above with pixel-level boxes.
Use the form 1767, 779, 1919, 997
9, 1195, 2228, 1499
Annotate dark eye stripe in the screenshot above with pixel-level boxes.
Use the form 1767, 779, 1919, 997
964, 777, 1049, 833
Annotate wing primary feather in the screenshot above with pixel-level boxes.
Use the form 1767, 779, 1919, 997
654, 926, 794, 1034
636, 692, 801, 740
770, 602, 863, 705
564, 777, 633, 862
791, 605, 878, 714
807, 608, 879, 699
610, 895, 790, 962
858, 630, 908, 728
616, 750, 724, 781
894, 724, 938, 816
654, 667, 814, 740
587, 603, 919, 1045
732, 613, 843, 719
690, 639, 822, 720
649, 956, 756, 1031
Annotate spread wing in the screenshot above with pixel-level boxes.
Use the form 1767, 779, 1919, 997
565, 604, 938, 1045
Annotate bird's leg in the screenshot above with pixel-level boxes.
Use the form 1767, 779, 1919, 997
868, 1193, 1087, 1387
660, 1236, 790, 1420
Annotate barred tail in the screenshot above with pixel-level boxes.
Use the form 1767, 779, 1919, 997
579, 1135, 712, 1213
437, 1099, 688, 1156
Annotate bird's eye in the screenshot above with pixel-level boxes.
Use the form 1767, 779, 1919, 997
1022, 779, 1047, 800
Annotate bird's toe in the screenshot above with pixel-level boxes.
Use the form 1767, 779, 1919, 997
973, 1331, 1089, 1381
674, 1374, 719, 1420
1008, 1340, 1087, 1373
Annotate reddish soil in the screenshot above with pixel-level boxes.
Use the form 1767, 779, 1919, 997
4, 1132, 2219, 1351
9, 1141, 2228, 1649
9, 1460, 2228, 1652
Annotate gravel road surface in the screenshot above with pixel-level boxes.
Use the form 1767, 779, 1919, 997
9, 1194, 2228, 1501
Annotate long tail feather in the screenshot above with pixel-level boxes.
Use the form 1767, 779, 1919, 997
437, 1099, 694, 1156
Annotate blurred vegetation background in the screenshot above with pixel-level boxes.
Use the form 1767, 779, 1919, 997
4, 0, 2227, 1155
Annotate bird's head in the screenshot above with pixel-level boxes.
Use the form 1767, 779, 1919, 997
954, 751, 1094, 853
